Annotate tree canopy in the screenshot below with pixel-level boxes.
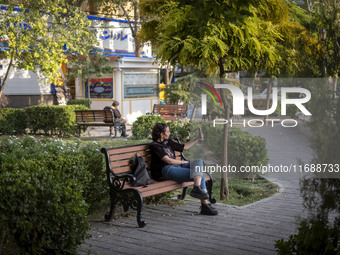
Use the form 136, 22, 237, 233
0, 0, 98, 98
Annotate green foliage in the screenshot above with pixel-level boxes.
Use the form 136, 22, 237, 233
0, 136, 106, 210
25, 105, 88, 136
0, 106, 88, 136
0, 136, 93, 254
212, 178, 279, 206
167, 121, 196, 142
66, 51, 113, 86
307, 80, 340, 164
275, 216, 340, 255
0, 165, 89, 254
0, 135, 151, 253
131, 115, 195, 141
311, 0, 340, 77
275, 80, 340, 253
201, 122, 268, 174
67, 99, 92, 108
131, 115, 166, 139
0, 0, 98, 98
141, 0, 290, 75
0, 108, 27, 134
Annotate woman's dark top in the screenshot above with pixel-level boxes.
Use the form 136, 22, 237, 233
149, 139, 184, 180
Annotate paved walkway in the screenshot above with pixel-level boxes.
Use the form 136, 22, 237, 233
78, 122, 314, 255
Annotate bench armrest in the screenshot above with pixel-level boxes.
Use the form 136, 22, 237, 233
172, 137, 188, 161
108, 172, 136, 191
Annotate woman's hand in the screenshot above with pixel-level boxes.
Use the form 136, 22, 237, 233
181, 160, 189, 164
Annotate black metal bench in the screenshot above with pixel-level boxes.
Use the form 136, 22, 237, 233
75, 110, 124, 138
101, 140, 216, 227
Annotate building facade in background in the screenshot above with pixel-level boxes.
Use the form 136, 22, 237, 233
1, 14, 159, 123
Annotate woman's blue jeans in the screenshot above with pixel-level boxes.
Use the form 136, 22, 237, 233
162, 159, 206, 191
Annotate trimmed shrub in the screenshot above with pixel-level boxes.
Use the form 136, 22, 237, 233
0, 163, 89, 254
132, 115, 165, 139
0, 136, 106, 212
131, 115, 195, 141
167, 120, 197, 142
0, 136, 114, 253
25, 105, 88, 136
202, 122, 268, 177
0, 108, 27, 134
67, 99, 91, 108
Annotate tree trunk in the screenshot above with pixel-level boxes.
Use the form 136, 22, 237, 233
88, 0, 97, 15
190, 102, 198, 121
0, 54, 14, 100
134, 1, 143, 58
218, 58, 230, 200
134, 40, 143, 58
165, 63, 173, 85
264, 78, 273, 125
120, 1, 143, 58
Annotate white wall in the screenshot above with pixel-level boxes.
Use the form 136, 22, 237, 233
2, 63, 50, 95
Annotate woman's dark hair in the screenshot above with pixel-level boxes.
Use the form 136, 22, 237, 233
152, 123, 168, 141
112, 101, 119, 107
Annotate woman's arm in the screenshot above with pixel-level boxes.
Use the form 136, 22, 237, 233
183, 128, 204, 150
161, 155, 189, 165
183, 137, 200, 150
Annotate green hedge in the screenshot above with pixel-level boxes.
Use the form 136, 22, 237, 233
131, 115, 195, 142
0, 136, 107, 211
202, 122, 268, 177
0, 105, 89, 136
132, 115, 166, 139
67, 99, 91, 108
0, 108, 27, 134
0, 136, 94, 254
26, 105, 89, 136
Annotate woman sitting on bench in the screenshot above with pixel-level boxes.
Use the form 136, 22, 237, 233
149, 123, 218, 215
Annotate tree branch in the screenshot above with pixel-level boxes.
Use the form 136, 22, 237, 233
120, 4, 135, 37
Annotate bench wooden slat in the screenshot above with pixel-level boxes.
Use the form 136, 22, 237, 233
110, 158, 152, 168
108, 145, 149, 155
77, 122, 114, 126
152, 104, 188, 120
109, 150, 150, 161
124, 174, 211, 197
75, 110, 114, 122
113, 166, 132, 174
130, 182, 193, 197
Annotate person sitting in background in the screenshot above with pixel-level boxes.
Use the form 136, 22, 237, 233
104, 101, 128, 138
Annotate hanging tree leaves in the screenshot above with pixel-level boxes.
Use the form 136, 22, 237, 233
0, 0, 98, 99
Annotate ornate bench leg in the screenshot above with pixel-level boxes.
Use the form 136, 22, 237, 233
129, 189, 146, 228
178, 187, 188, 200
105, 193, 117, 221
